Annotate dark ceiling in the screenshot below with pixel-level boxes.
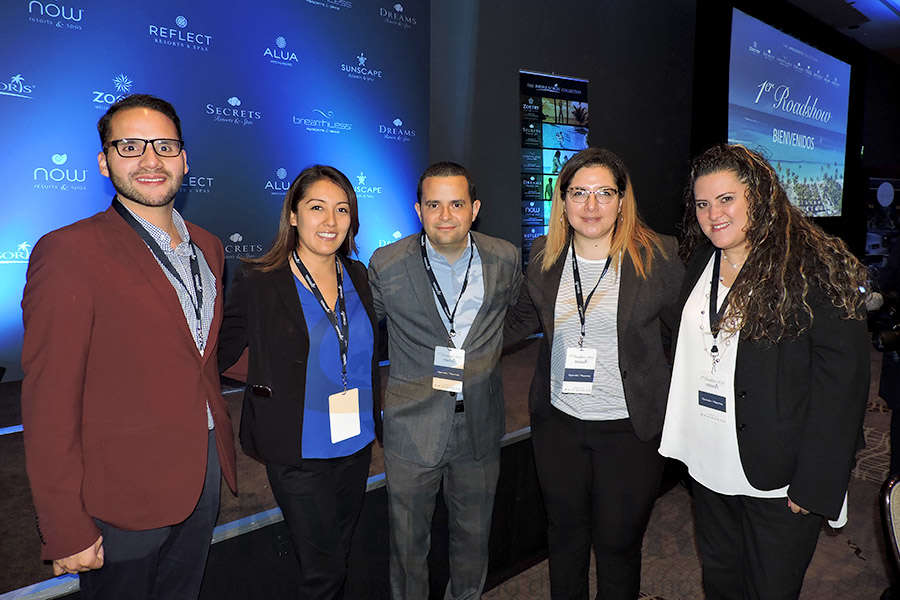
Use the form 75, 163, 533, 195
785, 0, 900, 64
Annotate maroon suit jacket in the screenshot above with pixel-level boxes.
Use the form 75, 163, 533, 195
21, 204, 237, 560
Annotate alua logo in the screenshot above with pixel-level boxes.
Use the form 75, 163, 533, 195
0, 241, 33, 265
354, 171, 383, 199
0, 74, 35, 99
27, 1, 85, 30
379, 117, 416, 142
379, 3, 416, 29
149, 15, 212, 52
206, 96, 262, 127
92, 73, 132, 107
340, 51, 383, 82
33, 153, 88, 191
224, 232, 264, 259
180, 175, 215, 193
265, 167, 290, 195
264, 36, 299, 66
292, 109, 353, 134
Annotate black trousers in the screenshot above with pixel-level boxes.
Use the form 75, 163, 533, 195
693, 481, 824, 600
266, 443, 372, 600
532, 406, 665, 600
79, 430, 221, 600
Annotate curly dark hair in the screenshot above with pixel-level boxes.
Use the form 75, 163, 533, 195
680, 144, 866, 342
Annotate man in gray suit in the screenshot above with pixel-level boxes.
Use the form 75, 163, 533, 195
368, 162, 522, 600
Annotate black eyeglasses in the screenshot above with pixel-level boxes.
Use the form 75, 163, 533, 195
104, 138, 185, 158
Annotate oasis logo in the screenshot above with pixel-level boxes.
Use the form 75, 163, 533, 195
149, 15, 212, 52
0, 241, 32, 265
206, 97, 262, 127
0, 74, 34, 99
379, 117, 416, 142
91, 73, 132, 107
380, 3, 416, 29
33, 153, 88, 191
265, 168, 290, 195
293, 109, 353, 135
180, 175, 214, 194
264, 36, 299, 67
340, 52, 383, 82
224, 232, 264, 259
27, 1, 84, 30
354, 171, 383, 199
306, 0, 352, 10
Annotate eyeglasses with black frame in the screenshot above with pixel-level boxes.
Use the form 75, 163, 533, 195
565, 186, 621, 204
104, 138, 185, 158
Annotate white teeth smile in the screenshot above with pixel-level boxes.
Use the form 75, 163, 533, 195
317, 232, 337, 239
712, 222, 730, 231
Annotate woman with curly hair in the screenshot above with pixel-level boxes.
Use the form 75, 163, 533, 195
660, 144, 869, 599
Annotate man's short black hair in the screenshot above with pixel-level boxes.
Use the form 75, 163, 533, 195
416, 161, 477, 204
97, 94, 183, 147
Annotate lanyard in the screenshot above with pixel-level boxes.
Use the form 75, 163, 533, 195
112, 198, 205, 351
420, 232, 474, 341
292, 250, 350, 390
571, 244, 612, 348
708, 248, 735, 354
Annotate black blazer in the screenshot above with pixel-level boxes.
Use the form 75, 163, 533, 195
218, 258, 381, 466
674, 244, 869, 519
504, 235, 685, 441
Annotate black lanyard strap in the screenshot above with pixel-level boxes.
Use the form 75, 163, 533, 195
708, 248, 735, 354
113, 198, 205, 348
571, 244, 612, 347
292, 250, 350, 389
420, 232, 474, 341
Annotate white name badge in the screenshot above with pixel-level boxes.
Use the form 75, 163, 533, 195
433, 346, 465, 393
562, 347, 597, 394
329, 387, 361, 444
697, 375, 727, 424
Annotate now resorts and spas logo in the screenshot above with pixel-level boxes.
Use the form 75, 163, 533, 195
206, 96, 262, 127
92, 73, 133, 108
0, 241, 33, 265
379, 117, 416, 143
341, 51, 383, 82
292, 109, 353, 135
27, 0, 84, 30
379, 3, 417, 29
1, 74, 35, 100
264, 36, 299, 67
149, 15, 212, 52
265, 167, 291, 196
33, 153, 88, 192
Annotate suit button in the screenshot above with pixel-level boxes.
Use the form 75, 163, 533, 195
738, 391, 747, 400
449, 391, 457, 397
622, 370, 627, 380
738, 423, 747, 432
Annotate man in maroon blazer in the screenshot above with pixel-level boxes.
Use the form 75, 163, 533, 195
20, 94, 237, 600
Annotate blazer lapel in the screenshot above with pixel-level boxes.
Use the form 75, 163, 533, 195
616, 251, 640, 341
273, 264, 305, 329
404, 236, 449, 345
539, 241, 567, 345
465, 233, 495, 347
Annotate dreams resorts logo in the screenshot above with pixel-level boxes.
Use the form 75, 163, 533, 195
33, 153, 88, 192
341, 51, 383, 82
149, 15, 212, 52
27, 1, 84, 30
265, 167, 291, 196
293, 109, 353, 135
379, 117, 416, 142
0, 242, 33, 265
264, 36, 299, 67
379, 3, 417, 29
206, 96, 262, 127
1, 74, 35, 100
92, 73, 133, 108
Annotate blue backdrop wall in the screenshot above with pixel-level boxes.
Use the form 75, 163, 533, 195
0, 0, 429, 380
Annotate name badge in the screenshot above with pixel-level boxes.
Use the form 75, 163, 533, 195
562, 347, 596, 394
433, 346, 465, 393
329, 387, 361, 443
698, 375, 727, 423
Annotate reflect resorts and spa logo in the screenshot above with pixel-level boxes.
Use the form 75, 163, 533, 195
265, 167, 291, 195
379, 117, 416, 142
180, 175, 214, 194
149, 15, 212, 52
92, 73, 133, 108
341, 51, 383, 82
292, 109, 353, 135
380, 3, 417, 29
206, 96, 262, 127
27, 0, 84, 30
33, 153, 88, 192
264, 36, 299, 67
0, 241, 33, 265
0, 74, 35, 99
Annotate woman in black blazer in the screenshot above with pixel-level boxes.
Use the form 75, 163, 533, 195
660, 144, 869, 599
219, 165, 379, 600
505, 148, 684, 599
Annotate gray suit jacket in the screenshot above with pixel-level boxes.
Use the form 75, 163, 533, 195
368, 231, 523, 466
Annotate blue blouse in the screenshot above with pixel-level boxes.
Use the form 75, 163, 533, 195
295, 272, 375, 459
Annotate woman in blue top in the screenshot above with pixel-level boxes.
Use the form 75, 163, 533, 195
219, 165, 379, 600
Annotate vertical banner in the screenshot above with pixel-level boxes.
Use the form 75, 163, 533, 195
519, 70, 588, 265
0, 0, 429, 380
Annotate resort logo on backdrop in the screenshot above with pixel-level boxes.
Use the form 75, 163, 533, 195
378, 117, 416, 143
206, 97, 262, 127
377, 230, 404, 248
306, 0, 352, 10
148, 15, 212, 52
0, 241, 33, 265
0, 74, 35, 100
379, 3, 417, 29
91, 73, 133, 109
33, 153, 88, 192
340, 51, 383, 82
265, 167, 291, 196
180, 175, 214, 194
264, 36, 299, 67
292, 109, 353, 135
27, 1, 85, 30
224, 232, 264, 260
354, 171, 383, 199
